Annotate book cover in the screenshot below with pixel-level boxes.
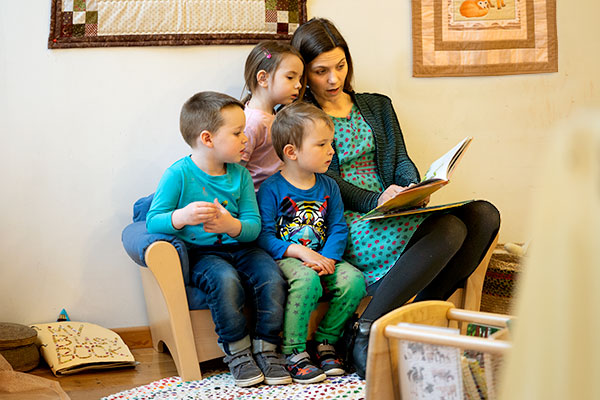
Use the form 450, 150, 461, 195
468, 357, 488, 398
31, 322, 137, 376
397, 323, 464, 400
461, 355, 481, 400
466, 322, 501, 338
360, 200, 472, 221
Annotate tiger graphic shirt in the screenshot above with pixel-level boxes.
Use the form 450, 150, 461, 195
277, 196, 329, 252
257, 172, 348, 261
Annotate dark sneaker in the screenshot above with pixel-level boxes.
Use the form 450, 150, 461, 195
285, 350, 327, 384
315, 340, 345, 376
254, 351, 292, 385
223, 350, 264, 387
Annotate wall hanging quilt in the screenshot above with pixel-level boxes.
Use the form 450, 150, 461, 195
412, 0, 557, 77
48, 0, 307, 49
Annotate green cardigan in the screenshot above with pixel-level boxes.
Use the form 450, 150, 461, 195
325, 92, 421, 213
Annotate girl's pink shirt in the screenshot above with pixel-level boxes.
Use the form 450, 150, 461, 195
242, 106, 284, 191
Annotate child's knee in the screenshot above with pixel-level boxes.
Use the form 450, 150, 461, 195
218, 274, 245, 299
292, 271, 323, 297
338, 265, 367, 298
205, 267, 243, 294
348, 275, 367, 298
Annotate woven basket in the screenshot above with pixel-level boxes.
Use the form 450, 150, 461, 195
0, 322, 39, 372
480, 252, 522, 315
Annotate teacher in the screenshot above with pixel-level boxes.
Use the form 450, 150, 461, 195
291, 18, 501, 378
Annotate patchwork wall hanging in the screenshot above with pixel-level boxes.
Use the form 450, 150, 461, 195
411, 0, 557, 77
48, 0, 307, 49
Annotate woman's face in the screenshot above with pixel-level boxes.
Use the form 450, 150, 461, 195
306, 47, 348, 104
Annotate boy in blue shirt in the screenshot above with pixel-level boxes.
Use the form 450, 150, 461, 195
147, 91, 290, 387
257, 102, 366, 383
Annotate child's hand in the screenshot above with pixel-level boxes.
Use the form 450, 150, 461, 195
203, 198, 242, 237
172, 201, 218, 229
285, 244, 336, 275
304, 263, 334, 276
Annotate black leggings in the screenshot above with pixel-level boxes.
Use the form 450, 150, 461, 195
360, 200, 500, 321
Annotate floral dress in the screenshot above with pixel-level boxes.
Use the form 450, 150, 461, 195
331, 105, 427, 287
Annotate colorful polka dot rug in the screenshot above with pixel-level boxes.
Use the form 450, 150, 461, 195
102, 372, 365, 400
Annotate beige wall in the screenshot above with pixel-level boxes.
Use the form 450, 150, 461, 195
0, 1, 598, 328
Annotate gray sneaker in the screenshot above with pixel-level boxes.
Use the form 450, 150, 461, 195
254, 351, 292, 385
223, 350, 264, 387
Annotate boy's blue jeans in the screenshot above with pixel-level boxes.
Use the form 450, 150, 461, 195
188, 243, 287, 355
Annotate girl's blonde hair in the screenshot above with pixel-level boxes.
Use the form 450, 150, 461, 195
242, 40, 305, 104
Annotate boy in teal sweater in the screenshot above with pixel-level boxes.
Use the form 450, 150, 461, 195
147, 91, 290, 387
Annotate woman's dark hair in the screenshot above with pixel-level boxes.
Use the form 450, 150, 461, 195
291, 18, 354, 93
241, 40, 305, 104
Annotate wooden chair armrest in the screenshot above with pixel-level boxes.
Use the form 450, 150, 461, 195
143, 241, 201, 381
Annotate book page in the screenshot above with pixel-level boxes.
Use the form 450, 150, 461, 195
422, 136, 472, 182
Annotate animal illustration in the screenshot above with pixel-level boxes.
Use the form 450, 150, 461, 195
432, 368, 455, 383
407, 366, 424, 383
490, 0, 506, 9
404, 342, 426, 360
277, 196, 329, 251
438, 385, 458, 399
459, 0, 489, 18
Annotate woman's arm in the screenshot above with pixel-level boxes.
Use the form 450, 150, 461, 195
383, 98, 421, 186
354, 93, 420, 190
325, 154, 380, 213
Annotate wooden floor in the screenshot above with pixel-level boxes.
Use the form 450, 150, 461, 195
29, 347, 226, 400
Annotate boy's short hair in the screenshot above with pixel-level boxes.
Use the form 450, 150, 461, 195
180, 91, 244, 147
271, 101, 334, 161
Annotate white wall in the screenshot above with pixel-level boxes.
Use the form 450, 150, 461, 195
1, 1, 598, 328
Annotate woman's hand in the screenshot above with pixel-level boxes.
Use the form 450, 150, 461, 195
377, 184, 409, 206
377, 185, 431, 208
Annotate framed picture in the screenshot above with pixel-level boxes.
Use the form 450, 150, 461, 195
412, 0, 557, 77
49, 0, 307, 49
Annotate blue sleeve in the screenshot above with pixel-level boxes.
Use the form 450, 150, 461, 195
320, 176, 348, 260
146, 168, 181, 234
257, 181, 290, 259
235, 167, 261, 242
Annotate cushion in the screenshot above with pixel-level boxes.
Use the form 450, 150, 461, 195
122, 195, 208, 309
133, 193, 154, 222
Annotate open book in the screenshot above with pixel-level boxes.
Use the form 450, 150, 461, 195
31, 322, 137, 376
360, 136, 472, 221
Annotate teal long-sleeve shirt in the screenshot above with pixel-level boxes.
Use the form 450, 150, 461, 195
146, 156, 261, 246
